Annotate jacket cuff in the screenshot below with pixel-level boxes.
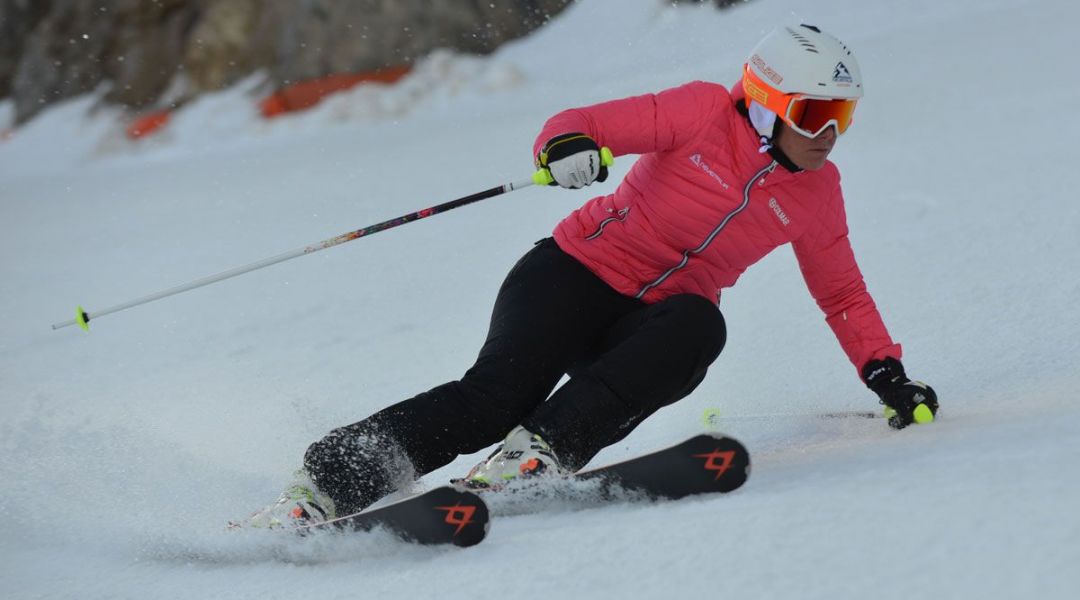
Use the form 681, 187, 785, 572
861, 356, 905, 390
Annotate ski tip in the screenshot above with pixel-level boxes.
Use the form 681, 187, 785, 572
690, 433, 751, 493
307, 486, 491, 547
432, 487, 490, 548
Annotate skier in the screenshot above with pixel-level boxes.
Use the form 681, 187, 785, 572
249, 24, 938, 527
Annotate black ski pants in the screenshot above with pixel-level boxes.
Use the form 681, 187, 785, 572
305, 238, 726, 514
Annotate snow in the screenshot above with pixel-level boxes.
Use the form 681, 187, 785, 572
2, 0, 1079, 598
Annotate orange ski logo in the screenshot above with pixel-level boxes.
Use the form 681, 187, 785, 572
693, 449, 736, 480
435, 503, 477, 536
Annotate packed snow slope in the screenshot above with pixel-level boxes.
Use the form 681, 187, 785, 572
2, 0, 1078, 598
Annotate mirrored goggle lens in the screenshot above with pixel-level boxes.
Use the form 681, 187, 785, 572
786, 97, 858, 137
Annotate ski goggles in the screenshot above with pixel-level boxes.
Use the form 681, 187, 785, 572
743, 64, 858, 138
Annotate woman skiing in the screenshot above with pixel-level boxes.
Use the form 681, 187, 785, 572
249, 24, 938, 527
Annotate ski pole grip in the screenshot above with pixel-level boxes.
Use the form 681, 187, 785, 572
532, 168, 555, 186
600, 146, 615, 167
532, 147, 614, 186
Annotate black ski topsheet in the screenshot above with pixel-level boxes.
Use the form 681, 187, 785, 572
574, 432, 750, 500
454, 432, 750, 507
299, 486, 489, 547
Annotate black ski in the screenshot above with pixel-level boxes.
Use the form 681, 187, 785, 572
572, 432, 750, 500
299, 486, 489, 547
456, 432, 750, 504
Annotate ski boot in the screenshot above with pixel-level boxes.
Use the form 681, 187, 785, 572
242, 470, 337, 529
459, 425, 568, 490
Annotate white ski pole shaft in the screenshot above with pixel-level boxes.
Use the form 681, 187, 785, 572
51, 176, 538, 331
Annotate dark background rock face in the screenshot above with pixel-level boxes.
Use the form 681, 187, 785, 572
1, 0, 573, 124
3, 0, 198, 122
0, 0, 51, 101
262, 0, 571, 87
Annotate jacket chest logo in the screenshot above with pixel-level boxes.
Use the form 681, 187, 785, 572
689, 153, 730, 190
768, 197, 791, 226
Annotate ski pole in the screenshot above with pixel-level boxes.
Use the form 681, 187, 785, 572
701, 408, 880, 428
50, 153, 612, 332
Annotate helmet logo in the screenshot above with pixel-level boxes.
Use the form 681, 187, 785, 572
750, 54, 783, 85
833, 62, 853, 84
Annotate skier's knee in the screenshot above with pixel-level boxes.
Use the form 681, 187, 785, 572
662, 294, 726, 361
451, 377, 538, 450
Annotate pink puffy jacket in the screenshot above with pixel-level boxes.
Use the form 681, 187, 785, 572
534, 80, 901, 374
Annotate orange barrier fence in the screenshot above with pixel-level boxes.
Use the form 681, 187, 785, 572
259, 66, 412, 118
126, 109, 172, 139
126, 65, 412, 139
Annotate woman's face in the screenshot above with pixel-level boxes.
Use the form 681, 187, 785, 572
774, 122, 838, 171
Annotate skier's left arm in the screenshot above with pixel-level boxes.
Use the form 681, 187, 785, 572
531, 81, 721, 188
792, 181, 938, 429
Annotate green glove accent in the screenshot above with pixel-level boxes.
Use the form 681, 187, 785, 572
912, 403, 935, 424
533, 146, 614, 187
883, 398, 936, 427
533, 168, 555, 186
600, 147, 615, 167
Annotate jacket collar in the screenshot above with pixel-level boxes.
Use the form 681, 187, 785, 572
730, 80, 803, 174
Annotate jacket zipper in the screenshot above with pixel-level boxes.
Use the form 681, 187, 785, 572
634, 160, 777, 300
585, 207, 631, 240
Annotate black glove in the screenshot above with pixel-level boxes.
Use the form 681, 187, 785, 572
862, 357, 938, 430
537, 132, 609, 188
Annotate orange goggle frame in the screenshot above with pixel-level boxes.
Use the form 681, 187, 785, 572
743, 64, 858, 138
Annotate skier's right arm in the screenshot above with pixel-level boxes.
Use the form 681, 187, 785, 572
532, 81, 722, 188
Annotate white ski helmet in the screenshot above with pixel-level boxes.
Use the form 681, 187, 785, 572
743, 24, 863, 139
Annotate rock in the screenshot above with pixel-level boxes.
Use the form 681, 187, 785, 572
2, 0, 573, 124
0, 0, 51, 100
182, 0, 265, 92
9, 0, 195, 123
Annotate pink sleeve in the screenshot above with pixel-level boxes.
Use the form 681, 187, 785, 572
532, 81, 723, 160
792, 178, 902, 376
